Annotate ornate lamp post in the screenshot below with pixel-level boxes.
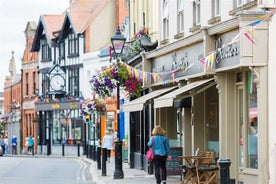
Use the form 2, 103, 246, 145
111, 26, 126, 179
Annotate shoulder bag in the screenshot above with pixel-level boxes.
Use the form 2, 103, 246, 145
146, 136, 154, 162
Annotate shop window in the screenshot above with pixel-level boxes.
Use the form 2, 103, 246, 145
238, 87, 244, 167
237, 71, 258, 169
247, 71, 258, 169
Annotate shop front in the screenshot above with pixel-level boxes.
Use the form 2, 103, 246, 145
35, 99, 83, 155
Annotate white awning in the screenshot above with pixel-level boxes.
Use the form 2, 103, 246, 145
154, 78, 215, 108
122, 86, 177, 112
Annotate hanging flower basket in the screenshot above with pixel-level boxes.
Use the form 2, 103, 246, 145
90, 60, 142, 98
80, 99, 106, 116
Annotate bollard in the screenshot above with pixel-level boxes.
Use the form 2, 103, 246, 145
97, 146, 101, 170
62, 143, 65, 157
47, 142, 50, 156
93, 144, 96, 161
218, 158, 231, 184
77, 143, 80, 157
102, 148, 107, 176
87, 145, 90, 158
91, 145, 94, 159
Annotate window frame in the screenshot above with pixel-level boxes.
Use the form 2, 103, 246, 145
68, 68, 79, 97
68, 33, 79, 57
162, 0, 169, 39
177, 0, 184, 33
41, 37, 51, 62
25, 72, 29, 96
194, 0, 201, 25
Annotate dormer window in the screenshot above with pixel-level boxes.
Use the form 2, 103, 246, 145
41, 38, 51, 61
68, 33, 79, 57
59, 40, 65, 59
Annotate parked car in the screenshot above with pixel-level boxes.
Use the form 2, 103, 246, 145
0, 146, 3, 156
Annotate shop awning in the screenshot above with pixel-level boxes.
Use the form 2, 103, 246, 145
154, 78, 215, 108
122, 86, 177, 112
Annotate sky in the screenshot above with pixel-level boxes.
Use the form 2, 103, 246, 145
0, 0, 70, 91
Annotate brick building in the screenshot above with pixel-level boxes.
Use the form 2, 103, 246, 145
21, 21, 39, 153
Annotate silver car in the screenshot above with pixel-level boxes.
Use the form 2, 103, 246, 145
0, 146, 3, 156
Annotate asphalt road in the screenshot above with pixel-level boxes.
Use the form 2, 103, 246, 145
0, 156, 92, 184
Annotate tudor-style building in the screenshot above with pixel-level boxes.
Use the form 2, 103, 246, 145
31, 10, 84, 155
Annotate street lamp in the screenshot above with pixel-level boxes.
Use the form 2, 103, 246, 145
111, 26, 126, 179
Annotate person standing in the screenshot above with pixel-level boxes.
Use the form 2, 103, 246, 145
147, 126, 171, 184
102, 131, 114, 163
0, 135, 5, 155
11, 135, 17, 154
27, 136, 34, 156
4, 136, 9, 154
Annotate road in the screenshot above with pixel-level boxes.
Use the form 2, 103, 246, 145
0, 156, 92, 184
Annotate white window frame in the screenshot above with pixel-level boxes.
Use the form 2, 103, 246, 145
237, 0, 245, 7
177, 0, 184, 33
194, 0, 201, 25
215, 0, 220, 16
162, 0, 169, 39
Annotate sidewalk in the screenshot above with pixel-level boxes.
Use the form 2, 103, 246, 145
83, 156, 182, 184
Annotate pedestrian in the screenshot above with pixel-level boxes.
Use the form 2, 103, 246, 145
147, 126, 171, 184
0, 135, 5, 155
4, 136, 9, 154
27, 136, 34, 156
102, 130, 114, 163
11, 135, 17, 154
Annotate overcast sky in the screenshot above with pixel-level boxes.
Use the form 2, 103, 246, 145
0, 0, 69, 91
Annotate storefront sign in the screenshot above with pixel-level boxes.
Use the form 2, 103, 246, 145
215, 30, 240, 69
152, 43, 204, 78
35, 100, 80, 111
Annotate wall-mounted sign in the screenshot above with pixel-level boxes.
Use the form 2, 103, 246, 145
152, 43, 204, 78
215, 30, 240, 69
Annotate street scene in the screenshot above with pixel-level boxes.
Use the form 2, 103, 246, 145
1, 0, 276, 184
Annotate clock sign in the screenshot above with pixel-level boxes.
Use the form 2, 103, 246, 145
50, 74, 65, 91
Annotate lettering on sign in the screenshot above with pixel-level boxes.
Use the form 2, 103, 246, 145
52, 104, 61, 109
70, 103, 78, 109
171, 52, 189, 71
215, 37, 239, 64
152, 65, 164, 73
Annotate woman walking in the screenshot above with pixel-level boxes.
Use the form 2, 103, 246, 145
102, 131, 114, 163
147, 126, 171, 184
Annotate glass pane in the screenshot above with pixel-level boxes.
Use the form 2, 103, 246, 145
238, 88, 244, 167
247, 71, 258, 169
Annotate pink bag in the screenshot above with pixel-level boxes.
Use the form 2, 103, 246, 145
146, 137, 154, 162
146, 148, 154, 162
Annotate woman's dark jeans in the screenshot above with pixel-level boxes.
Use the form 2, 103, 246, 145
153, 155, 167, 184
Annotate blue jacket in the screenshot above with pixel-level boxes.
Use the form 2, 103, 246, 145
147, 135, 170, 156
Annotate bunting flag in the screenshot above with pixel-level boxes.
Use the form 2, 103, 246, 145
243, 29, 256, 45
117, 11, 276, 86
205, 52, 215, 70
